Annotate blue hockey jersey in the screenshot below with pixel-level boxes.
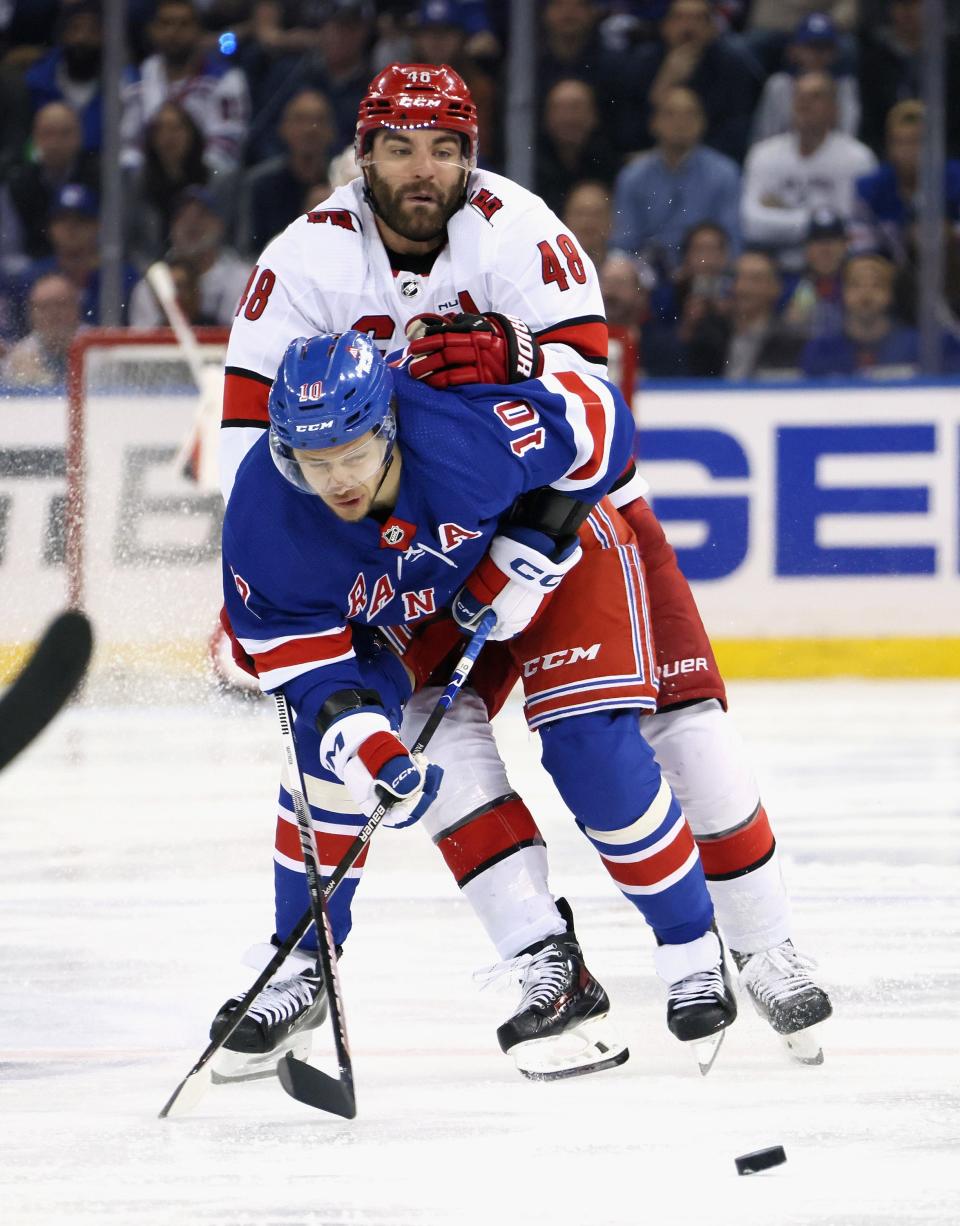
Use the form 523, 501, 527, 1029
222, 365, 635, 726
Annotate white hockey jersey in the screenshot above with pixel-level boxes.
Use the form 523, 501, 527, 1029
219, 170, 608, 500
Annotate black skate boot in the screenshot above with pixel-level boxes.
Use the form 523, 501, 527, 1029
209, 950, 329, 1084
732, 939, 832, 1065
655, 927, 737, 1075
488, 899, 629, 1081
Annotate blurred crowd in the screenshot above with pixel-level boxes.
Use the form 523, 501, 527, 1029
1, 0, 959, 389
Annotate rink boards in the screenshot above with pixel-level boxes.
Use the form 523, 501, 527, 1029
2, 377, 959, 681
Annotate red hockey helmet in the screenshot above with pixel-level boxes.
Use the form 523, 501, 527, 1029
355, 63, 479, 167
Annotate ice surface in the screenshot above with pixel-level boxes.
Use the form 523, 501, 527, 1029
1, 681, 959, 1226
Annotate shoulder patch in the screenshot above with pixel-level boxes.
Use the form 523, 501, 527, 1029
306, 208, 359, 231
469, 187, 504, 222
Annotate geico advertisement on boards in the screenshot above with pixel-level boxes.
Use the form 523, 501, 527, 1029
637, 383, 960, 638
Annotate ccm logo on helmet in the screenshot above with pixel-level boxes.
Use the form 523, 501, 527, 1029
295, 420, 334, 431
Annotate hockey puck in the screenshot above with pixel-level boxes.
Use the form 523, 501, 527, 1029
735, 1146, 787, 1175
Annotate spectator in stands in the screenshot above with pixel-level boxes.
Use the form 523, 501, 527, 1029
246, 0, 374, 164
537, 0, 625, 109
124, 101, 230, 267
24, 1, 114, 154
599, 251, 650, 371
0, 272, 80, 389
854, 101, 960, 268
801, 250, 920, 376
750, 12, 860, 145
649, 219, 733, 332
129, 187, 250, 327
562, 180, 612, 270
616, 0, 763, 163
236, 88, 335, 256
411, 0, 500, 169
535, 79, 621, 215
782, 207, 849, 336
610, 86, 740, 273
26, 183, 138, 327
746, 0, 857, 46
166, 256, 220, 326
120, 0, 251, 179
858, 0, 960, 159
741, 71, 876, 271
683, 248, 805, 379
0, 102, 98, 274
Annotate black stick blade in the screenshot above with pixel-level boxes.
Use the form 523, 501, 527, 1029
278, 1053, 356, 1119
0, 611, 94, 771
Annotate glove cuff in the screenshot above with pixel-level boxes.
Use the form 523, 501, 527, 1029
318, 708, 392, 780
486, 312, 544, 381
356, 730, 406, 778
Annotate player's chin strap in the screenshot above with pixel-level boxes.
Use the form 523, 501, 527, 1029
157, 609, 497, 1120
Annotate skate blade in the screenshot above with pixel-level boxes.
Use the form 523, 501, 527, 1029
688, 1027, 726, 1076
509, 1016, 630, 1082
209, 1035, 312, 1085
783, 1026, 824, 1065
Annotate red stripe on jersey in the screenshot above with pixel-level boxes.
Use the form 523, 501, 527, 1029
275, 816, 372, 869
602, 822, 696, 888
697, 805, 774, 878
254, 627, 353, 675
436, 797, 540, 883
554, 370, 608, 482
223, 370, 270, 425
536, 320, 608, 361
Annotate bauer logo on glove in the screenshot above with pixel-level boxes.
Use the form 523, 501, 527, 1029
406, 311, 544, 389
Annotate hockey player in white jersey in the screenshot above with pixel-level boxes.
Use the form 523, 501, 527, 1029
211, 63, 830, 1081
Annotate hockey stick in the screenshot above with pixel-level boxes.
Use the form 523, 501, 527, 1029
0, 611, 93, 772
158, 609, 495, 1119
144, 261, 222, 490
273, 688, 356, 1119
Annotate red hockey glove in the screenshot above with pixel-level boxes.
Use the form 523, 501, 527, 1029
406, 312, 544, 389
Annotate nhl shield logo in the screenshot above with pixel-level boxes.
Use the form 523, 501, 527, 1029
380, 516, 416, 550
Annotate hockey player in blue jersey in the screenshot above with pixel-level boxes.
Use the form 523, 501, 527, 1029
211, 329, 737, 1081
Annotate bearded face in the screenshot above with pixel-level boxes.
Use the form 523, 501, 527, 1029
363, 131, 469, 243
364, 162, 467, 242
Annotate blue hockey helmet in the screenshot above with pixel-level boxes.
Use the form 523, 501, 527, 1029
268, 331, 397, 494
